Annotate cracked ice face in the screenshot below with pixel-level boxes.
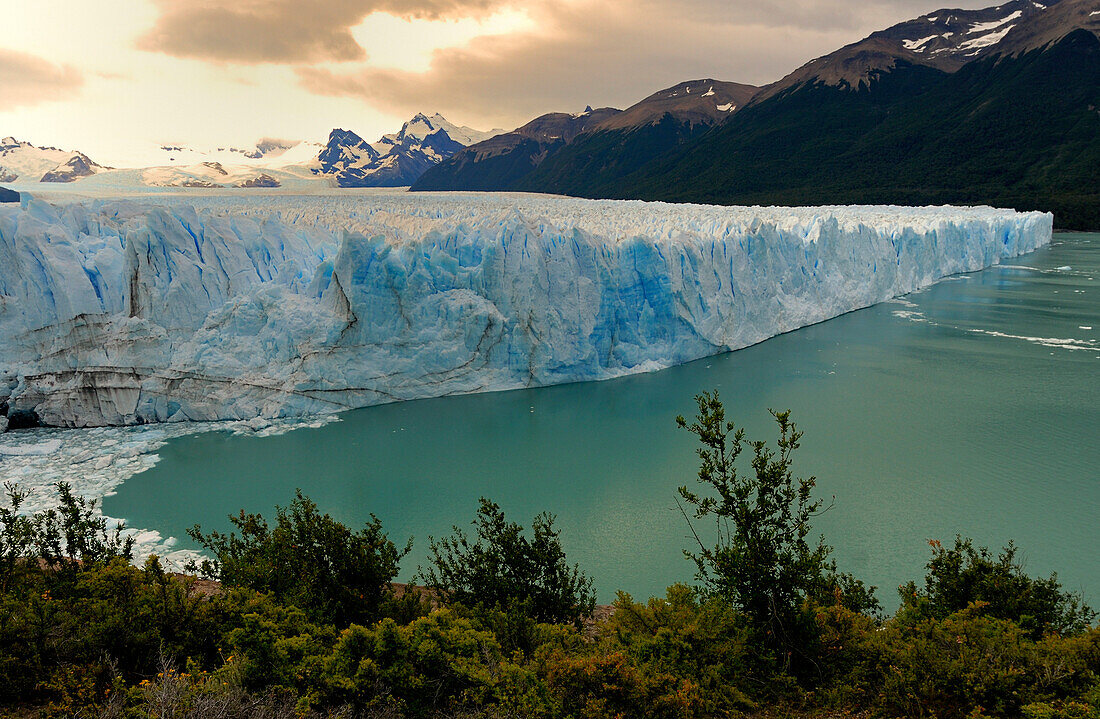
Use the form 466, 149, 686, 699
0, 191, 1052, 431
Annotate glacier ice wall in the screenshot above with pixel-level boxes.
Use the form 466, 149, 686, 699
0, 192, 1052, 428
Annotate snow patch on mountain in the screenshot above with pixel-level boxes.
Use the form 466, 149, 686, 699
903, 35, 939, 50
0, 138, 108, 182
958, 24, 1018, 51
967, 9, 1024, 33
149, 138, 323, 169
312, 113, 503, 187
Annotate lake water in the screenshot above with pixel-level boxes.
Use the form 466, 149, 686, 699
100, 233, 1098, 607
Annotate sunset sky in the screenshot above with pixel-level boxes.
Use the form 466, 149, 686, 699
2, 0, 991, 166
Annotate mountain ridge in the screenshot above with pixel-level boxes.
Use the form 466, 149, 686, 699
0, 137, 109, 183
610, 28, 1100, 229
411, 80, 761, 192
412, 0, 1100, 229
311, 112, 502, 187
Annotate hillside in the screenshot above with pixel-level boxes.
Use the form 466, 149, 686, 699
511, 81, 759, 196
608, 29, 1100, 229
412, 0, 1100, 229
412, 81, 762, 193
412, 107, 622, 191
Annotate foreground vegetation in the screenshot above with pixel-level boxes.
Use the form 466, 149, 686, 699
1, 393, 1097, 718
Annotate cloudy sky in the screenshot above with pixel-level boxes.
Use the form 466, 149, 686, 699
1, 0, 990, 166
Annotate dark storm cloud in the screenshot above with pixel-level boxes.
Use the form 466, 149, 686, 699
0, 49, 83, 108
136, 0, 509, 64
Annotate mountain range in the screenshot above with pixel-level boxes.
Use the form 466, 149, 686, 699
0, 137, 110, 184
412, 0, 1100, 229
313, 113, 502, 187
3, 0, 1096, 226
0, 113, 503, 191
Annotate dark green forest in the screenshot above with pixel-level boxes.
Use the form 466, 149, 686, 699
416, 32, 1100, 231
600, 32, 1100, 230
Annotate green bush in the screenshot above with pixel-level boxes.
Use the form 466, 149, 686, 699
872, 604, 1034, 717
900, 537, 1096, 638
188, 489, 409, 627
676, 392, 877, 673
538, 649, 703, 719
1023, 682, 1100, 719
868, 606, 1100, 719
602, 584, 756, 712
420, 497, 596, 626
312, 609, 506, 716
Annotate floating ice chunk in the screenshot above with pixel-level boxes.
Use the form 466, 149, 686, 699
967, 329, 1098, 351
0, 439, 63, 456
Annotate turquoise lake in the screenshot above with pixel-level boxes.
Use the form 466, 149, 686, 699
104, 233, 1099, 607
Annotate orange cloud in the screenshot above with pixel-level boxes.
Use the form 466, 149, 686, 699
295, 0, 997, 129
137, 0, 511, 64
0, 49, 83, 109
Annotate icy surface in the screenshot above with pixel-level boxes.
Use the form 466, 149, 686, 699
0, 192, 1052, 428
0, 415, 339, 568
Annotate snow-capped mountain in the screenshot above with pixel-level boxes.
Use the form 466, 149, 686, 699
376, 113, 500, 151
140, 161, 288, 189
411, 107, 623, 191
596, 80, 760, 130
0, 137, 108, 183
313, 113, 503, 187
754, 0, 1074, 100
412, 79, 762, 192
41, 153, 104, 183
149, 138, 323, 169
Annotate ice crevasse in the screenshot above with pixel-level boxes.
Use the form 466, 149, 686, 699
0, 192, 1052, 429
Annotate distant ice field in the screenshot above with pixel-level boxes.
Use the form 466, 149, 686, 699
0, 189, 1052, 430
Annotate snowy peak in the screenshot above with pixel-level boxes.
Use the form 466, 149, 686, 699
392, 112, 503, 147
0, 137, 107, 182
313, 114, 500, 188
151, 138, 323, 169
41, 152, 104, 183
755, 0, 1081, 99
317, 128, 378, 172
596, 79, 760, 131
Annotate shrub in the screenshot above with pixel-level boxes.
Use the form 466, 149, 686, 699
603, 584, 756, 712
420, 498, 595, 626
900, 537, 1096, 638
0, 483, 34, 591
312, 609, 505, 716
871, 604, 1034, 718
539, 649, 704, 719
31, 481, 134, 574
1023, 681, 1100, 719
675, 392, 877, 671
188, 489, 409, 627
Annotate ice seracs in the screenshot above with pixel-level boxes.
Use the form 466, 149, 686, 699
0, 192, 1052, 430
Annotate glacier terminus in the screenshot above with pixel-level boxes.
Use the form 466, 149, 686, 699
0, 191, 1052, 430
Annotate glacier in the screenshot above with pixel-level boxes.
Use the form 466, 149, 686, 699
0, 191, 1052, 429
